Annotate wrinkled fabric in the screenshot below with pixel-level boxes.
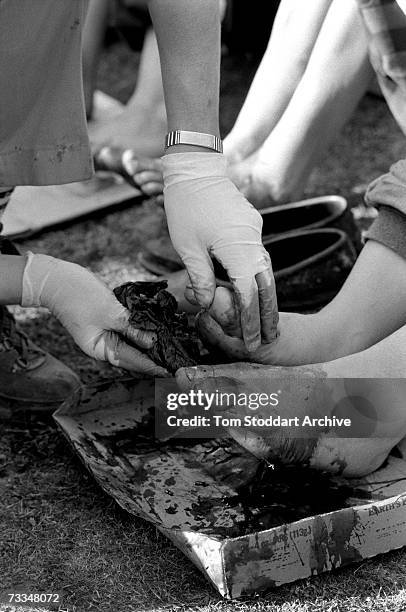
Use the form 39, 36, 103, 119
0, 0, 93, 186
356, 0, 406, 132
365, 160, 406, 217
365, 160, 406, 259
114, 281, 200, 373
354, 1, 406, 258
366, 205, 406, 259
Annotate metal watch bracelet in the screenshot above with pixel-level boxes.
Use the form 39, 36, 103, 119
165, 130, 223, 153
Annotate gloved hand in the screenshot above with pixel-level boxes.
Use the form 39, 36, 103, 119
21, 252, 168, 376
162, 152, 279, 351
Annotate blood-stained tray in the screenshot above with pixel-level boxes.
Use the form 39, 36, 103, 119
54, 378, 406, 599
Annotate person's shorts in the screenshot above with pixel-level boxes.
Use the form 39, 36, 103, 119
0, 0, 93, 187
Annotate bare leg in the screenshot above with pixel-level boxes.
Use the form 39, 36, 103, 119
89, 28, 167, 158
224, 0, 333, 164
82, 0, 111, 119
229, 0, 374, 207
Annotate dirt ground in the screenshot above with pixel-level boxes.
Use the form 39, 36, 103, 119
1, 40, 406, 612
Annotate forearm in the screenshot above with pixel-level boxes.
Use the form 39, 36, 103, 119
148, 0, 221, 140
320, 240, 406, 357
0, 255, 26, 305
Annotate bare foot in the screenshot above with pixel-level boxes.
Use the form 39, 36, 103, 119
121, 153, 164, 200
177, 325, 406, 477
227, 152, 260, 193
227, 153, 302, 209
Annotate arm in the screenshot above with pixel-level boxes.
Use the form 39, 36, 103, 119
0, 254, 167, 376
196, 238, 406, 369
148, 0, 220, 141
148, 0, 279, 349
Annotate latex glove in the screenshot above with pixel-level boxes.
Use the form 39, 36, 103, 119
21, 253, 168, 376
162, 152, 279, 351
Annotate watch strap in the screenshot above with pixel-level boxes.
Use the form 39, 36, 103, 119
165, 130, 223, 153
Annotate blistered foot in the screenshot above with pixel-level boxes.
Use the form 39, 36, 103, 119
176, 328, 406, 477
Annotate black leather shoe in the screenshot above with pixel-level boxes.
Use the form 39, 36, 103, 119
139, 196, 361, 276
0, 307, 80, 411
260, 195, 361, 250
214, 229, 357, 311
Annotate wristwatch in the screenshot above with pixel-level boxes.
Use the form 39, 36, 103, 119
165, 130, 223, 153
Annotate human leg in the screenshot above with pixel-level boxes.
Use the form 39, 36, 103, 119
89, 27, 167, 157
82, 0, 112, 118
229, 0, 374, 207
224, 0, 333, 164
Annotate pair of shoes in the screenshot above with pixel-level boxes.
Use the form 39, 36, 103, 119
214, 228, 357, 311
138, 195, 361, 276
138, 196, 360, 311
0, 237, 80, 412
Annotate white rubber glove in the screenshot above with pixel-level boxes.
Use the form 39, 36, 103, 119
162, 152, 279, 350
21, 252, 168, 377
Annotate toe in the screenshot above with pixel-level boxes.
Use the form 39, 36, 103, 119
140, 182, 164, 197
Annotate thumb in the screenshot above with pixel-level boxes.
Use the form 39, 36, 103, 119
109, 303, 156, 349
103, 332, 169, 377
182, 252, 216, 309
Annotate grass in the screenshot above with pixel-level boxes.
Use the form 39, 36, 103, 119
2, 38, 406, 612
